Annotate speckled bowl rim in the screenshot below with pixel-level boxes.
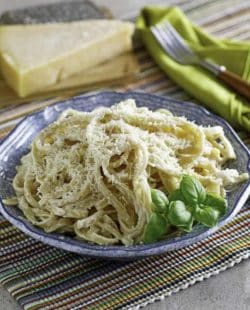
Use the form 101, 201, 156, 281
0, 91, 249, 260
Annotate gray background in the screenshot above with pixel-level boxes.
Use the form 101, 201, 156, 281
0, 1, 249, 310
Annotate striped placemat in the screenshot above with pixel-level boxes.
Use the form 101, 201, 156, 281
0, 0, 250, 309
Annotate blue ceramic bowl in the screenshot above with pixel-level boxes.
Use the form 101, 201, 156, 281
0, 91, 249, 260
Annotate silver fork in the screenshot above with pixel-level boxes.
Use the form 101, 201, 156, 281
151, 21, 250, 100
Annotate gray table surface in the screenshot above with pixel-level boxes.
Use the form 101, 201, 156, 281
0, 1, 249, 310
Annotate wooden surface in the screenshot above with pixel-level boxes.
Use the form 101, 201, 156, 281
0, 1, 249, 310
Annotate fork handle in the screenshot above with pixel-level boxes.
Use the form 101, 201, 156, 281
217, 67, 250, 100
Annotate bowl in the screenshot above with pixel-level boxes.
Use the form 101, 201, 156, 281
0, 91, 249, 260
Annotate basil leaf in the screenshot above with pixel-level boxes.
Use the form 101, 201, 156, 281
168, 189, 185, 203
204, 193, 227, 216
143, 213, 167, 244
168, 201, 193, 232
194, 205, 220, 227
180, 175, 206, 205
151, 189, 169, 213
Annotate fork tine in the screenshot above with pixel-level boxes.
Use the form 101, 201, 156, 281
161, 21, 194, 57
156, 24, 187, 60
155, 24, 188, 62
151, 21, 197, 65
151, 26, 179, 61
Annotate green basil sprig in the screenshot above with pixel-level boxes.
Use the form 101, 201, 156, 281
168, 201, 193, 232
143, 175, 227, 244
151, 189, 169, 214
204, 193, 227, 216
193, 192, 227, 227
143, 213, 168, 244
180, 174, 206, 205
194, 206, 220, 227
168, 189, 185, 203
143, 189, 170, 244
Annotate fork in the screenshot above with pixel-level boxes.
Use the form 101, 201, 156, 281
151, 21, 250, 100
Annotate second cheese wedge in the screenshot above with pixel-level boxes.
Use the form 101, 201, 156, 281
0, 20, 134, 97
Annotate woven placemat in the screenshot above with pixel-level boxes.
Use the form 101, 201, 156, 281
0, 205, 249, 309
0, 0, 250, 309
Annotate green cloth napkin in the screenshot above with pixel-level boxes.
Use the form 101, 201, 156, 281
136, 6, 250, 132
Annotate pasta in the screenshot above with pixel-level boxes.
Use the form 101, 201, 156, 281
12, 99, 248, 245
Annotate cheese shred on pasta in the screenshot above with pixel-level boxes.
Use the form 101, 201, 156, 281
12, 100, 248, 245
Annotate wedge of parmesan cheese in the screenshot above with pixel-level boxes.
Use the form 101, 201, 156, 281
0, 52, 139, 107
0, 20, 134, 97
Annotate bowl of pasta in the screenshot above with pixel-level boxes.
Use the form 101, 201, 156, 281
0, 91, 249, 259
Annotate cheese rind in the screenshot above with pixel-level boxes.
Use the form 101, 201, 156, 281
0, 20, 134, 97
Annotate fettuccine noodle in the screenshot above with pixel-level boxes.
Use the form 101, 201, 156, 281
12, 100, 248, 245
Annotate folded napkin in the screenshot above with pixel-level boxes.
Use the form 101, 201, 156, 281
137, 6, 250, 132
